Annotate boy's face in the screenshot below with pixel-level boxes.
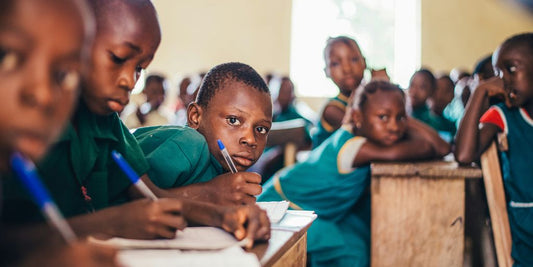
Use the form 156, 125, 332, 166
83, 4, 161, 115
144, 80, 165, 108
325, 41, 366, 95
408, 73, 433, 109
353, 90, 407, 146
0, 0, 87, 168
431, 78, 455, 115
494, 42, 533, 108
189, 81, 272, 172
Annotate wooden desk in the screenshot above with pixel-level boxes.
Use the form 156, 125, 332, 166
252, 212, 314, 267
370, 159, 482, 267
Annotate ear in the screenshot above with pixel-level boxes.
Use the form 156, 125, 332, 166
352, 109, 363, 129
187, 103, 202, 129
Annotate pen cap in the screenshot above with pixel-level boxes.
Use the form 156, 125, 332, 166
10, 152, 52, 209
217, 139, 225, 150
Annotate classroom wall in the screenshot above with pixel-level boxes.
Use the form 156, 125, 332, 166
148, 0, 292, 82
421, 0, 533, 73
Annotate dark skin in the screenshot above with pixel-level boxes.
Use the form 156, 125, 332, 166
351, 90, 450, 167
455, 41, 533, 164
322, 40, 366, 132
171, 80, 272, 205
56, 0, 270, 247
0, 0, 117, 265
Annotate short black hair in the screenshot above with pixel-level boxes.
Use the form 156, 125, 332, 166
353, 81, 405, 110
500, 32, 533, 57
195, 62, 270, 107
411, 68, 437, 92
323, 36, 362, 62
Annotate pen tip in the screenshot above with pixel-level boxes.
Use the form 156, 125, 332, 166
217, 139, 225, 150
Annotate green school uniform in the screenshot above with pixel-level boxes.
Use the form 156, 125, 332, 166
311, 93, 349, 149
134, 125, 223, 188
259, 125, 370, 267
1, 101, 149, 222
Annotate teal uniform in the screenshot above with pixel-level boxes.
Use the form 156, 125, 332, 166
311, 94, 349, 149
481, 104, 533, 267
134, 125, 223, 188
2, 101, 149, 222
259, 126, 370, 267
412, 104, 456, 142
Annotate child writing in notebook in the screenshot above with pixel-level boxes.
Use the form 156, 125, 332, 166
134, 62, 271, 205
311, 36, 366, 148
455, 32, 533, 266
0, 0, 117, 265
260, 81, 450, 267
3, 0, 270, 246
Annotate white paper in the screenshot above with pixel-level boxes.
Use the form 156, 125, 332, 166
118, 246, 260, 267
89, 227, 247, 250
256, 201, 289, 223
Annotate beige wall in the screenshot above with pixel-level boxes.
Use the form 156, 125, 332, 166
148, 0, 292, 82
421, 0, 533, 73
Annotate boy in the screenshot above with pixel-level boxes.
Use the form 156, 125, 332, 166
3, 0, 270, 245
134, 62, 272, 205
0, 0, 116, 265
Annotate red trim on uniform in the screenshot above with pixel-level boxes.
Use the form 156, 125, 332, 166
480, 107, 504, 131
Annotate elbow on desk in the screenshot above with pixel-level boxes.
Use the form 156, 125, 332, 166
453, 150, 477, 165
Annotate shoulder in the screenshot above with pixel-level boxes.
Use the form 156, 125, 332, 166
134, 125, 206, 152
337, 128, 367, 174
480, 104, 507, 133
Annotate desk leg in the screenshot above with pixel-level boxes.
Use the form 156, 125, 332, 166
371, 176, 465, 267
272, 233, 307, 267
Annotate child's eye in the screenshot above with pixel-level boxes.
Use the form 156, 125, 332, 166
110, 53, 126, 64
55, 69, 80, 92
226, 117, 241, 126
351, 57, 359, 63
330, 62, 339, 67
378, 115, 389, 121
256, 126, 269, 135
0, 49, 20, 72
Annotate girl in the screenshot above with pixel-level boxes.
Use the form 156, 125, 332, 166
260, 81, 449, 267
455, 32, 533, 266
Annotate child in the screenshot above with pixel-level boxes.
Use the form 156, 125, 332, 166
2, 0, 269, 245
122, 74, 172, 128
134, 62, 272, 205
429, 74, 457, 141
407, 68, 436, 122
0, 0, 117, 265
311, 36, 366, 148
259, 81, 450, 267
455, 32, 533, 266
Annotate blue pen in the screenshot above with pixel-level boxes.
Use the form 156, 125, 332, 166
111, 150, 158, 201
10, 152, 77, 244
217, 139, 238, 173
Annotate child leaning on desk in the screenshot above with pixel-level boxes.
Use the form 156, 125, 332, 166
134, 62, 271, 205
0, 0, 117, 265
454, 32, 533, 266
259, 81, 450, 267
2, 0, 269, 247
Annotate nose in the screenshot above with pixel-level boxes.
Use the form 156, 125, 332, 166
239, 128, 257, 148
388, 119, 400, 133
117, 67, 137, 92
22, 58, 56, 114
342, 60, 352, 74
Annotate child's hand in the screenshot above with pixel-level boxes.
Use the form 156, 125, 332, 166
108, 198, 187, 239
22, 242, 118, 267
204, 172, 263, 205
220, 204, 271, 249
477, 77, 510, 107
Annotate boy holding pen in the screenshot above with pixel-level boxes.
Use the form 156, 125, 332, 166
0, 0, 117, 265
134, 62, 272, 205
2, 0, 270, 246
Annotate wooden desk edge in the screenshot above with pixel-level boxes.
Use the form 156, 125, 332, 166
371, 160, 482, 179
253, 220, 313, 267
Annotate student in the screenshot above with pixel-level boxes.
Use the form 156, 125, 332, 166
259, 81, 450, 267
0, 0, 117, 265
429, 74, 457, 142
407, 68, 436, 122
2, 0, 270, 245
122, 74, 172, 128
455, 32, 533, 266
311, 36, 366, 148
134, 62, 272, 205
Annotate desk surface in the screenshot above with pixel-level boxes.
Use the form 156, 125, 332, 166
251, 212, 315, 266
371, 158, 482, 179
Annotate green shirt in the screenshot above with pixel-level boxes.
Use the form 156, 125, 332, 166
134, 125, 223, 189
2, 102, 150, 222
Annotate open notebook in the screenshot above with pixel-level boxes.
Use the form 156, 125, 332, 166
89, 227, 247, 250
256, 201, 290, 224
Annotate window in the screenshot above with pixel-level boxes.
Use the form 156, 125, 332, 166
290, 0, 420, 97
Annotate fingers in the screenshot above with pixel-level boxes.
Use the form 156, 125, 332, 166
156, 198, 184, 213
240, 182, 262, 196
242, 172, 261, 184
